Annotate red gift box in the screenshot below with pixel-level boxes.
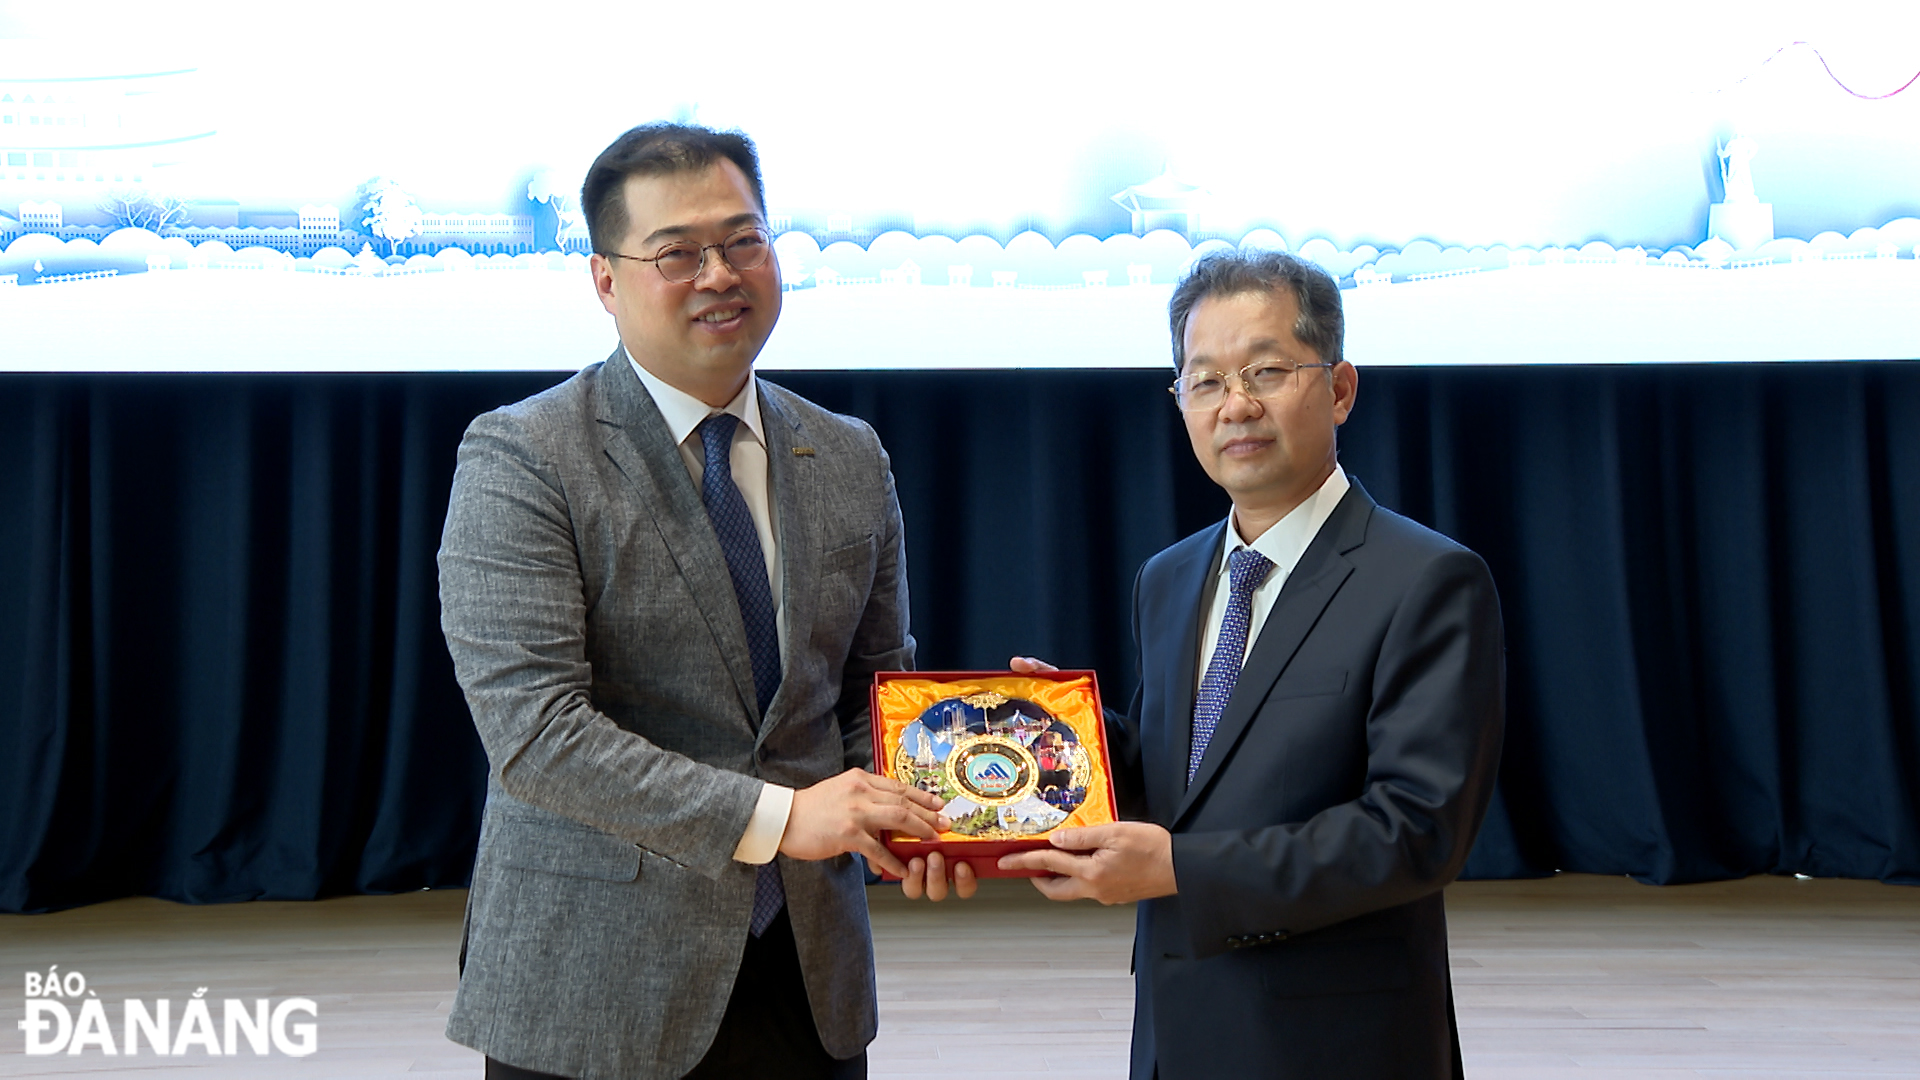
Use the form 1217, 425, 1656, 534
868, 669, 1117, 880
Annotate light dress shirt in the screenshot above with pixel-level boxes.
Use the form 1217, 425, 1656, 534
628, 356, 794, 866
1194, 465, 1351, 696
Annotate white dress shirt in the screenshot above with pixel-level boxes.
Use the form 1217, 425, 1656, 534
627, 357, 794, 865
1195, 465, 1351, 695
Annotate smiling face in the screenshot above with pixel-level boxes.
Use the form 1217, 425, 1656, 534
1180, 288, 1357, 539
590, 159, 781, 406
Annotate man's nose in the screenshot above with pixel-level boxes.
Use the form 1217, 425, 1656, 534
1217, 382, 1265, 422
692, 247, 742, 290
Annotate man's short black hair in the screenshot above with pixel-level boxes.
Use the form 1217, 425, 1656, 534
1168, 250, 1345, 372
581, 122, 767, 255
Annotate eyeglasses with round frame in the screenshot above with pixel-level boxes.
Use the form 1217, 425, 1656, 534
600, 225, 773, 283
1168, 358, 1336, 411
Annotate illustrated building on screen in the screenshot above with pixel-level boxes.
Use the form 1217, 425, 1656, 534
1110, 170, 1208, 237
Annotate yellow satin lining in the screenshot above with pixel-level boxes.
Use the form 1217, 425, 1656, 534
876, 675, 1114, 840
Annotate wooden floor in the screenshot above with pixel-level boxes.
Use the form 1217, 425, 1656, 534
1, 874, 1914, 1078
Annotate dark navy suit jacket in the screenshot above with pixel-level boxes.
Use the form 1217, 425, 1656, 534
1110, 478, 1504, 1080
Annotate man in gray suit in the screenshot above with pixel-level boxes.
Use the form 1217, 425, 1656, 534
438, 123, 950, 1079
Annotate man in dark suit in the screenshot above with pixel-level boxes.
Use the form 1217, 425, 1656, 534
438, 123, 950, 1079
996, 250, 1505, 1078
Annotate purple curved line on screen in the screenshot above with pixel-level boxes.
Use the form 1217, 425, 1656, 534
1723, 40, 1920, 100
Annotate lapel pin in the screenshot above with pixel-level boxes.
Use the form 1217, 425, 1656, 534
791, 447, 815, 456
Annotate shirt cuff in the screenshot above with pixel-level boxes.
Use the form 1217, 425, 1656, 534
732, 782, 794, 865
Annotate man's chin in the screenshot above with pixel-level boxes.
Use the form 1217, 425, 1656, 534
673, 345, 764, 389
1215, 465, 1292, 499
723, 339, 773, 368
1211, 451, 1279, 481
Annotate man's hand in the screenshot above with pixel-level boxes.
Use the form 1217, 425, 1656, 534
900, 850, 979, 901
996, 822, 1178, 904
780, 769, 950, 879
1009, 655, 1059, 674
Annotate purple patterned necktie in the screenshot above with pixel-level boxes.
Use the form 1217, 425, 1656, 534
1190, 547, 1274, 784
696, 413, 785, 937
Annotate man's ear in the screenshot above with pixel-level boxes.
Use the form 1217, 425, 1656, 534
1331, 361, 1358, 426
590, 253, 618, 316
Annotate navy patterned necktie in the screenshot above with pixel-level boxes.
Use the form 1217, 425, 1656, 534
696, 412, 785, 937
1189, 547, 1275, 784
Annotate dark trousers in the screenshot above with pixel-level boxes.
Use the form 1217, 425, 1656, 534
484, 907, 865, 1080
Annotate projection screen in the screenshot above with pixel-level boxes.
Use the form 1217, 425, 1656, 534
3, 1, 1918, 371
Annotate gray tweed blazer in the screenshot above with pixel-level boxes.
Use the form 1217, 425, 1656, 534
437, 349, 914, 1078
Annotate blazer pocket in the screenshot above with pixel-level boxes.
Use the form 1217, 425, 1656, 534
820, 534, 876, 578
1270, 669, 1348, 701
493, 815, 643, 882
1262, 936, 1413, 998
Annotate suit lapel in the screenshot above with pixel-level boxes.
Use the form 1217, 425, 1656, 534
595, 349, 761, 731
1155, 523, 1225, 822
1174, 482, 1377, 826
758, 383, 816, 744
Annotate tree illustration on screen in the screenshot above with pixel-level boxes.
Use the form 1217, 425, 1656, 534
98, 190, 191, 233
358, 177, 422, 256
527, 168, 584, 252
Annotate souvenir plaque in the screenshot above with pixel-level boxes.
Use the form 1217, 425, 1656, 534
869, 670, 1116, 879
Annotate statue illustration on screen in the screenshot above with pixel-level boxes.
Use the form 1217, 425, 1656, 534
1707, 132, 1774, 251
1718, 135, 1759, 205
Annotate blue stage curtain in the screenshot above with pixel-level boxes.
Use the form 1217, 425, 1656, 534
3, 364, 1917, 911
